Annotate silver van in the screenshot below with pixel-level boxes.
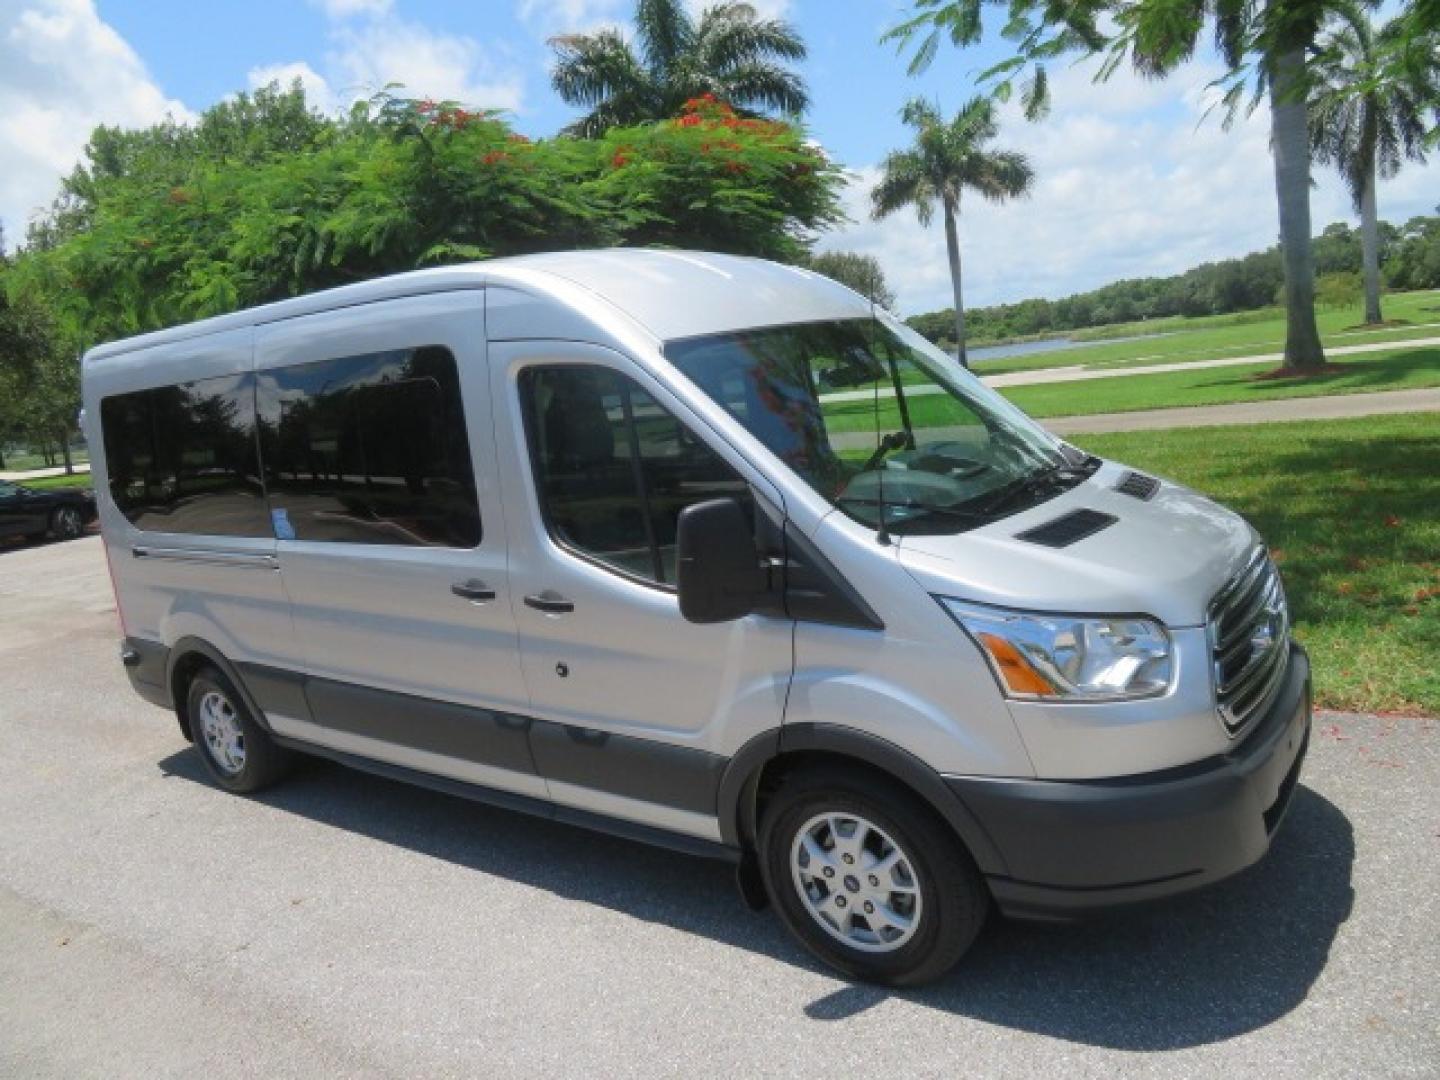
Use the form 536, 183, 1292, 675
83, 250, 1310, 985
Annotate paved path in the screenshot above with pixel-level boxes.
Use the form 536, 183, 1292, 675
819, 333, 1440, 404
827, 388, 1440, 449
983, 334, 1440, 388
1, 537, 1437, 1078
1042, 386, 1440, 435
0, 463, 90, 482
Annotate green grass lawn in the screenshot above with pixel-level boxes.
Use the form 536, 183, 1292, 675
12, 473, 94, 491
971, 289, 1440, 376
1073, 413, 1439, 717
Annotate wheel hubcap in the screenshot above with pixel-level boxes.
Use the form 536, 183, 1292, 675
59, 509, 80, 537
198, 690, 246, 776
790, 812, 922, 953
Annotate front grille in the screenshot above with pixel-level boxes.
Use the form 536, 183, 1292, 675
1209, 548, 1290, 736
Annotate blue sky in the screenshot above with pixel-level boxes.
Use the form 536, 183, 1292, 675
97, 0, 989, 163
4, 0, 1438, 314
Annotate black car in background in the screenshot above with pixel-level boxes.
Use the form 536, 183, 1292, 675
0, 479, 97, 543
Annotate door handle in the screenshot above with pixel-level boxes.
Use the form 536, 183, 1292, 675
451, 579, 497, 603
524, 591, 575, 614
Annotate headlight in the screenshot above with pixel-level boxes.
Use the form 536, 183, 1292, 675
938, 598, 1173, 701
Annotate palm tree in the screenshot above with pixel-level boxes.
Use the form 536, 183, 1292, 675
549, 0, 808, 137
871, 97, 1034, 368
883, 0, 1350, 372
1309, 8, 1440, 324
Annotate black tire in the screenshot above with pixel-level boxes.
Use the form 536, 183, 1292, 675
50, 506, 83, 541
186, 667, 293, 794
759, 765, 988, 987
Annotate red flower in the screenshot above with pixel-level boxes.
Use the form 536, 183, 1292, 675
612, 149, 631, 167
481, 150, 508, 165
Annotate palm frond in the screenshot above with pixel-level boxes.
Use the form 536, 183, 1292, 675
871, 150, 934, 225
719, 62, 809, 115
696, 5, 807, 69
635, 0, 694, 73
550, 30, 649, 108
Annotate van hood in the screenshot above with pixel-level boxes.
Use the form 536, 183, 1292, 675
896, 460, 1258, 628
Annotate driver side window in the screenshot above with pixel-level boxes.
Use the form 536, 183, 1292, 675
521, 365, 751, 587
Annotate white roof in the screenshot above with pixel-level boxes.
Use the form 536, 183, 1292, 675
83, 249, 874, 364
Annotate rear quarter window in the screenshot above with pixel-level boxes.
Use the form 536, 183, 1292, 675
99, 373, 271, 537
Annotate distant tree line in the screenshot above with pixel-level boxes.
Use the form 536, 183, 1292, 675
906, 212, 1440, 347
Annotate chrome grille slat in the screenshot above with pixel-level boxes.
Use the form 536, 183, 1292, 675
1216, 575, 1282, 653
1209, 548, 1290, 737
1211, 550, 1268, 624
1230, 642, 1289, 719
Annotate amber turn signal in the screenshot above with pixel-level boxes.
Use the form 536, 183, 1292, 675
975, 632, 1057, 697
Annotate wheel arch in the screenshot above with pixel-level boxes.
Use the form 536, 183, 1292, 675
165, 636, 270, 744
717, 723, 1010, 878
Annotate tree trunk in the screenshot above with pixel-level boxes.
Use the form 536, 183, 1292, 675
58, 429, 74, 475
1359, 154, 1383, 324
944, 200, 967, 368
1269, 47, 1326, 371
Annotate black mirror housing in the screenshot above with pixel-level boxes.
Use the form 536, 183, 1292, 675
676, 498, 765, 624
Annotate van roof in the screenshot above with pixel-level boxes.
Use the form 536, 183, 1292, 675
83, 248, 873, 364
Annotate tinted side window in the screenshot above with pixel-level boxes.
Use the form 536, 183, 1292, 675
100, 374, 270, 537
522, 365, 750, 585
256, 346, 480, 547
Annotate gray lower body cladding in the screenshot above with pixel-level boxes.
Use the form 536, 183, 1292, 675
121, 637, 1312, 916
949, 644, 1312, 919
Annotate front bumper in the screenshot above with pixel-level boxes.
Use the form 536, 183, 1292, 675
946, 642, 1311, 919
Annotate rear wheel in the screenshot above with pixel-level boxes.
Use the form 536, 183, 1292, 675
186, 667, 293, 793
759, 766, 988, 986
50, 506, 84, 541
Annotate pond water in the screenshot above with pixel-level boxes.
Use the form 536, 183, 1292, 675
964, 332, 1171, 365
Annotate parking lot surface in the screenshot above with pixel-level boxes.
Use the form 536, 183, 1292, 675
1, 536, 1436, 1078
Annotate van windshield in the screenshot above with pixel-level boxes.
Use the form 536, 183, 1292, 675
666, 314, 1095, 535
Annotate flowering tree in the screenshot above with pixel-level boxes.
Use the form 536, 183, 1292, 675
14, 88, 844, 345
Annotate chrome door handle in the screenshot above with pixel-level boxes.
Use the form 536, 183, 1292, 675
524, 591, 574, 614
451, 579, 496, 602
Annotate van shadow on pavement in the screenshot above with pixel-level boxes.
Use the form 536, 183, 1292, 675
160, 749, 1354, 1050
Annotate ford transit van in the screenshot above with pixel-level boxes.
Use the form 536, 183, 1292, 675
83, 250, 1310, 985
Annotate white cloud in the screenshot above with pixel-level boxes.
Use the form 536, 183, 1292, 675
821, 58, 1440, 315
247, 60, 335, 113
327, 16, 524, 110
0, 0, 192, 241
520, 0, 792, 37
518, 0, 626, 33
253, 12, 525, 116
687, 0, 790, 18
309, 0, 392, 18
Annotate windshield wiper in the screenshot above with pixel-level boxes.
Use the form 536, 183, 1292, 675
834, 496, 985, 526
971, 458, 1096, 517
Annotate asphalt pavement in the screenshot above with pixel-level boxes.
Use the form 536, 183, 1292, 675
1, 536, 1436, 1078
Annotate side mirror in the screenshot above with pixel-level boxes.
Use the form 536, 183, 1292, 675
676, 498, 765, 624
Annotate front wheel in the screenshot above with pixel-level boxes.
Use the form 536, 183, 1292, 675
759, 767, 988, 986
